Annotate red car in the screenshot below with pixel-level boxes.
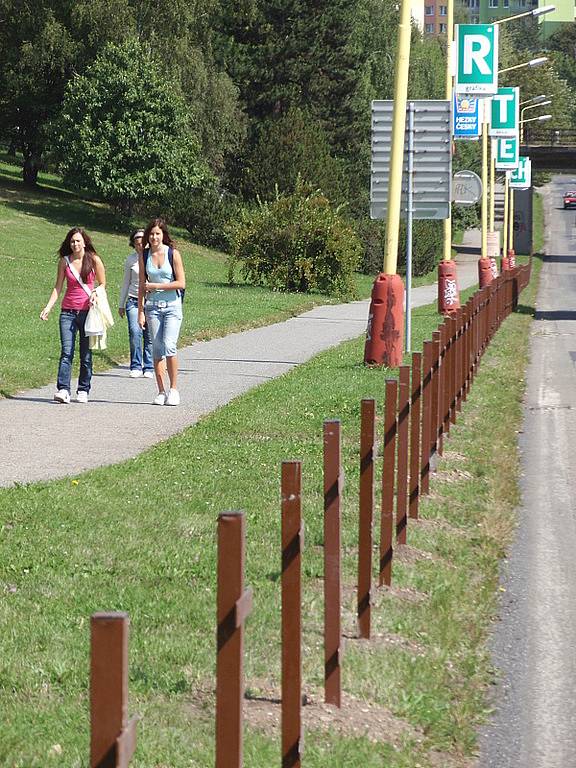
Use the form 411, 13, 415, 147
563, 191, 576, 209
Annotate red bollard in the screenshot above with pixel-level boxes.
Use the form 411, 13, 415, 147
489, 257, 499, 280
364, 273, 404, 368
478, 258, 493, 288
501, 255, 510, 272
438, 260, 461, 314
508, 249, 516, 268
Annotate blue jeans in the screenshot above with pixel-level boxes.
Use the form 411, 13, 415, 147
125, 297, 153, 372
57, 310, 92, 393
145, 299, 183, 359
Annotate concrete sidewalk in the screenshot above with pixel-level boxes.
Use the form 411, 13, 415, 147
0, 249, 479, 487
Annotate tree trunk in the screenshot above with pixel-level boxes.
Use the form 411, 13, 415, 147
22, 154, 40, 187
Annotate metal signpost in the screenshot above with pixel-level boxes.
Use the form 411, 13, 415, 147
370, 99, 451, 351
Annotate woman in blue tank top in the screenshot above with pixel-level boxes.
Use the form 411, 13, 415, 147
137, 218, 186, 406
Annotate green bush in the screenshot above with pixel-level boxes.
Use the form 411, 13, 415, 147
174, 185, 241, 251
227, 182, 361, 299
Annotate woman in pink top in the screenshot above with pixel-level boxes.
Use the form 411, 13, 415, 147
40, 228, 106, 404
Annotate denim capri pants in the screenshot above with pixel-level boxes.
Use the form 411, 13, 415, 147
144, 299, 183, 359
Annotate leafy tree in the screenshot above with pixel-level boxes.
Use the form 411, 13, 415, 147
55, 38, 211, 215
0, 0, 78, 185
238, 107, 348, 202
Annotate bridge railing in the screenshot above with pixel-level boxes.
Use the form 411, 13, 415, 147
523, 127, 576, 146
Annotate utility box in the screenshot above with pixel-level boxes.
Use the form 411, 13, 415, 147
513, 187, 533, 256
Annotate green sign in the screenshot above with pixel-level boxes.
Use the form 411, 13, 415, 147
494, 136, 520, 170
490, 87, 519, 138
455, 24, 499, 95
509, 156, 531, 189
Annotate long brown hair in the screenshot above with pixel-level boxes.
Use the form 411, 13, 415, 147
143, 218, 175, 251
58, 227, 99, 281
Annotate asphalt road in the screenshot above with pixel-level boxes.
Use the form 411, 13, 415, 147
0, 254, 479, 488
478, 175, 576, 766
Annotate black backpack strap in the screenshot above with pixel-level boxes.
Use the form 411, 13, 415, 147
143, 247, 150, 282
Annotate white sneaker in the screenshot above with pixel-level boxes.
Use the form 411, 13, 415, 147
165, 388, 180, 406
129, 369, 143, 378
76, 391, 89, 403
143, 370, 154, 379
153, 392, 167, 406
54, 389, 70, 404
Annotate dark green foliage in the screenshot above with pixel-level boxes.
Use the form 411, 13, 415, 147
397, 220, 444, 277
238, 107, 348, 202
176, 186, 242, 251
227, 181, 361, 298
55, 38, 211, 215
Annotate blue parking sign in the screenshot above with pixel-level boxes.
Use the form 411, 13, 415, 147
453, 93, 481, 140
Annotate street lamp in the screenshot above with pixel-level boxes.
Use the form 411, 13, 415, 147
499, 57, 548, 75
520, 112, 552, 142
520, 94, 548, 106
493, 4, 555, 24
520, 101, 552, 139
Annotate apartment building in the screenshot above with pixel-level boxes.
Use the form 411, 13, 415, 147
424, 0, 450, 34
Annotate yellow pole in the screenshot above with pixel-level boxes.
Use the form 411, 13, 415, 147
509, 183, 514, 252
481, 119, 488, 259
442, 0, 454, 262
502, 172, 509, 257
489, 143, 495, 232
383, 0, 412, 275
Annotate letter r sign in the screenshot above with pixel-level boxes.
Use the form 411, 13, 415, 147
455, 24, 498, 95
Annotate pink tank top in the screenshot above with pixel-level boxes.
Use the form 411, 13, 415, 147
61, 262, 95, 311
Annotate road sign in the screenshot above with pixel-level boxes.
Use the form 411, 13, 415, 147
452, 93, 482, 139
452, 170, 482, 205
455, 24, 499, 95
489, 87, 519, 138
509, 156, 531, 189
494, 136, 520, 169
370, 100, 452, 220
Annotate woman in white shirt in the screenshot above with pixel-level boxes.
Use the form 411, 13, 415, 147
118, 229, 154, 378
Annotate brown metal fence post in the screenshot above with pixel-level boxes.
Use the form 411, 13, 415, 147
358, 400, 376, 639
379, 380, 397, 586
323, 420, 342, 707
396, 367, 410, 545
90, 613, 137, 768
409, 352, 422, 520
216, 511, 253, 768
281, 462, 303, 768
430, 332, 441, 460
420, 342, 433, 497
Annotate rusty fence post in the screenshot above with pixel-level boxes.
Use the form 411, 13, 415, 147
396, 367, 410, 545
281, 462, 303, 768
379, 380, 397, 586
430, 332, 441, 460
358, 400, 376, 639
409, 352, 422, 520
90, 613, 137, 768
323, 420, 342, 707
420, 342, 433, 497
216, 511, 253, 768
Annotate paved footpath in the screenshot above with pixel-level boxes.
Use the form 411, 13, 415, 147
1, 250, 479, 488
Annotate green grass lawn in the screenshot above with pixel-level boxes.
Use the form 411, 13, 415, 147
0, 157, 381, 397
0, 266, 541, 767
0, 161, 542, 766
